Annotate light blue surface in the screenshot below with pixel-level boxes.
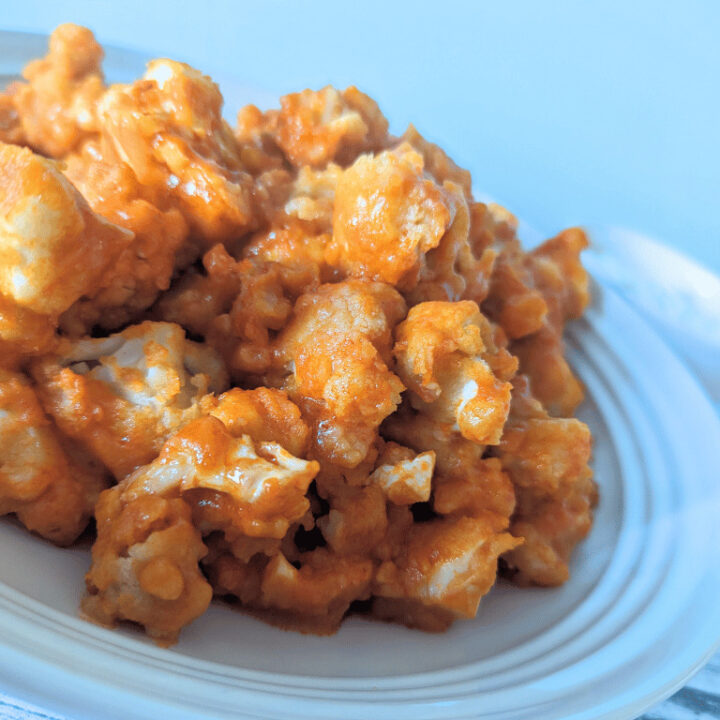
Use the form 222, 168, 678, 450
3, 0, 719, 274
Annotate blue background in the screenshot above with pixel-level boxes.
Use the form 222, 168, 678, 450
3, 0, 719, 273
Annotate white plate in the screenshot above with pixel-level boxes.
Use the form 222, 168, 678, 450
1, 31, 719, 720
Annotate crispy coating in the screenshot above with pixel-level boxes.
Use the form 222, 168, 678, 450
60, 142, 189, 334
0, 143, 132, 350
327, 144, 454, 289
375, 515, 519, 618
273, 280, 406, 467
276, 86, 389, 168
394, 301, 514, 445
368, 442, 435, 505
201, 387, 311, 458
0, 368, 106, 545
497, 376, 596, 585
32, 321, 228, 479
97, 59, 256, 246
2, 26, 595, 643
407, 182, 497, 307
7, 24, 104, 157
84, 414, 319, 640
0, 91, 25, 146
254, 549, 373, 633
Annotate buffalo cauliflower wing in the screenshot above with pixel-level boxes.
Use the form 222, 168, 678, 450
0, 368, 106, 545
84, 414, 319, 641
0, 142, 132, 351
273, 280, 406, 467
5, 24, 104, 157
0, 25, 596, 644
32, 321, 228, 479
393, 300, 514, 445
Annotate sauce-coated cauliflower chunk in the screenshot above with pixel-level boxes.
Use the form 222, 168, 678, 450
498, 377, 595, 585
406, 182, 496, 307
84, 492, 212, 643
274, 280, 406, 467
0, 143, 132, 349
257, 549, 373, 633
32, 321, 228, 479
0, 368, 106, 545
327, 144, 454, 289
202, 387, 311, 458
84, 415, 319, 641
530, 228, 590, 331
402, 125, 472, 197
318, 484, 388, 556
393, 301, 513, 445
276, 86, 389, 168
508, 229, 590, 417
280, 163, 343, 233
0, 92, 25, 146
97, 59, 256, 245
375, 515, 519, 620
368, 442, 435, 505
7, 24, 105, 157
60, 143, 189, 334
382, 408, 516, 527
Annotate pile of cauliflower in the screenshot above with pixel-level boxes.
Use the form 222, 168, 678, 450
0, 25, 595, 643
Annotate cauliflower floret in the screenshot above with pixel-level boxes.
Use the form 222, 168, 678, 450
374, 515, 519, 619
393, 300, 514, 445
505, 473, 596, 587
281, 163, 343, 233
234, 104, 286, 175
84, 493, 213, 643
497, 375, 595, 585
258, 549, 373, 633
97, 59, 256, 245
368, 442, 435, 505
483, 241, 549, 340
84, 414, 319, 641
401, 125, 472, 198
154, 243, 244, 338
8, 24, 105, 157
60, 142, 189, 334
511, 325, 585, 417
0, 143, 132, 349
317, 484, 388, 556
406, 182, 496, 307
32, 321, 228, 479
529, 228, 590, 331
382, 407, 516, 527
275, 86, 389, 168
505, 228, 589, 417
0, 368, 107, 545
273, 280, 406, 467
201, 387, 311, 459
0, 91, 25, 146
327, 144, 454, 289
158, 245, 316, 383
433, 457, 516, 525
242, 221, 331, 285
117, 416, 318, 538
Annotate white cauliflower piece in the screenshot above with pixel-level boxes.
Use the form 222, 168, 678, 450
0, 367, 106, 544
393, 300, 513, 445
0, 143, 131, 350
84, 414, 319, 642
32, 321, 228, 479
369, 442, 435, 505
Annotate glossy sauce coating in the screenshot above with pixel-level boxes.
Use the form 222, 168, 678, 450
0, 24, 595, 643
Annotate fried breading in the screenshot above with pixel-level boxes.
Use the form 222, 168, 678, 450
2, 25, 595, 643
